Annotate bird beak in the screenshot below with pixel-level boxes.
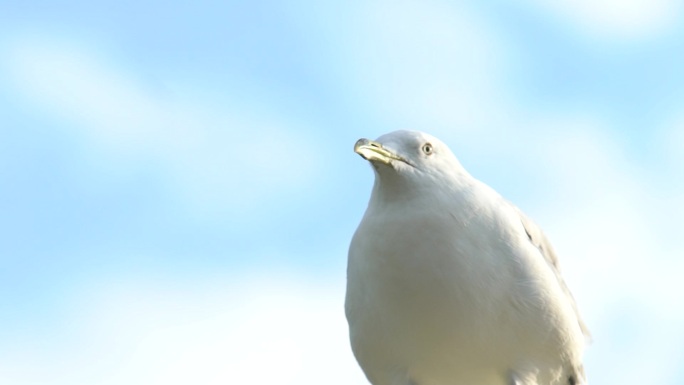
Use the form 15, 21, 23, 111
354, 138, 405, 165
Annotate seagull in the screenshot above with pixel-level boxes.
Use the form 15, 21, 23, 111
345, 130, 589, 385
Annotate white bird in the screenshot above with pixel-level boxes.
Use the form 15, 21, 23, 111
345, 130, 589, 385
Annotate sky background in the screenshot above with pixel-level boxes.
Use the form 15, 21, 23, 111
1, 0, 684, 384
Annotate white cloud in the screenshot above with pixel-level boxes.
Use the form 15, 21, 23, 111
2, 38, 322, 217
507, 117, 684, 384
99, 278, 363, 385
660, 112, 684, 180
0, 272, 367, 385
525, 0, 682, 40
334, 0, 508, 131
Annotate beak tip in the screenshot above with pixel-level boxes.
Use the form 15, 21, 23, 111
354, 138, 369, 152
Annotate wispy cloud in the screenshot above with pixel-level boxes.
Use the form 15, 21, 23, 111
314, 0, 509, 132
0, 272, 366, 385
507, 116, 684, 384
525, 0, 683, 40
3, 38, 322, 217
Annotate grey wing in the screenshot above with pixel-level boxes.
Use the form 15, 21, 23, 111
517, 209, 591, 341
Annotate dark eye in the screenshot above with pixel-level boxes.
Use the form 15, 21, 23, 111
422, 143, 433, 155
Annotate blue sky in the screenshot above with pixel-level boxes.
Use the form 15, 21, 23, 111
1, 1, 684, 384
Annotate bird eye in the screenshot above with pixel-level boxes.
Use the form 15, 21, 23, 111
422, 143, 433, 155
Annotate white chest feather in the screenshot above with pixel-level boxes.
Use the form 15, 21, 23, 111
345, 195, 583, 385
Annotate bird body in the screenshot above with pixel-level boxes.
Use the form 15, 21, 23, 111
345, 131, 587, 385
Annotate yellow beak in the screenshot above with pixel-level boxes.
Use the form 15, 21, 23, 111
354, 138, 405, 165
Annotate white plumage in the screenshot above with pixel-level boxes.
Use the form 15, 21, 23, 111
346, 130, 588, 385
